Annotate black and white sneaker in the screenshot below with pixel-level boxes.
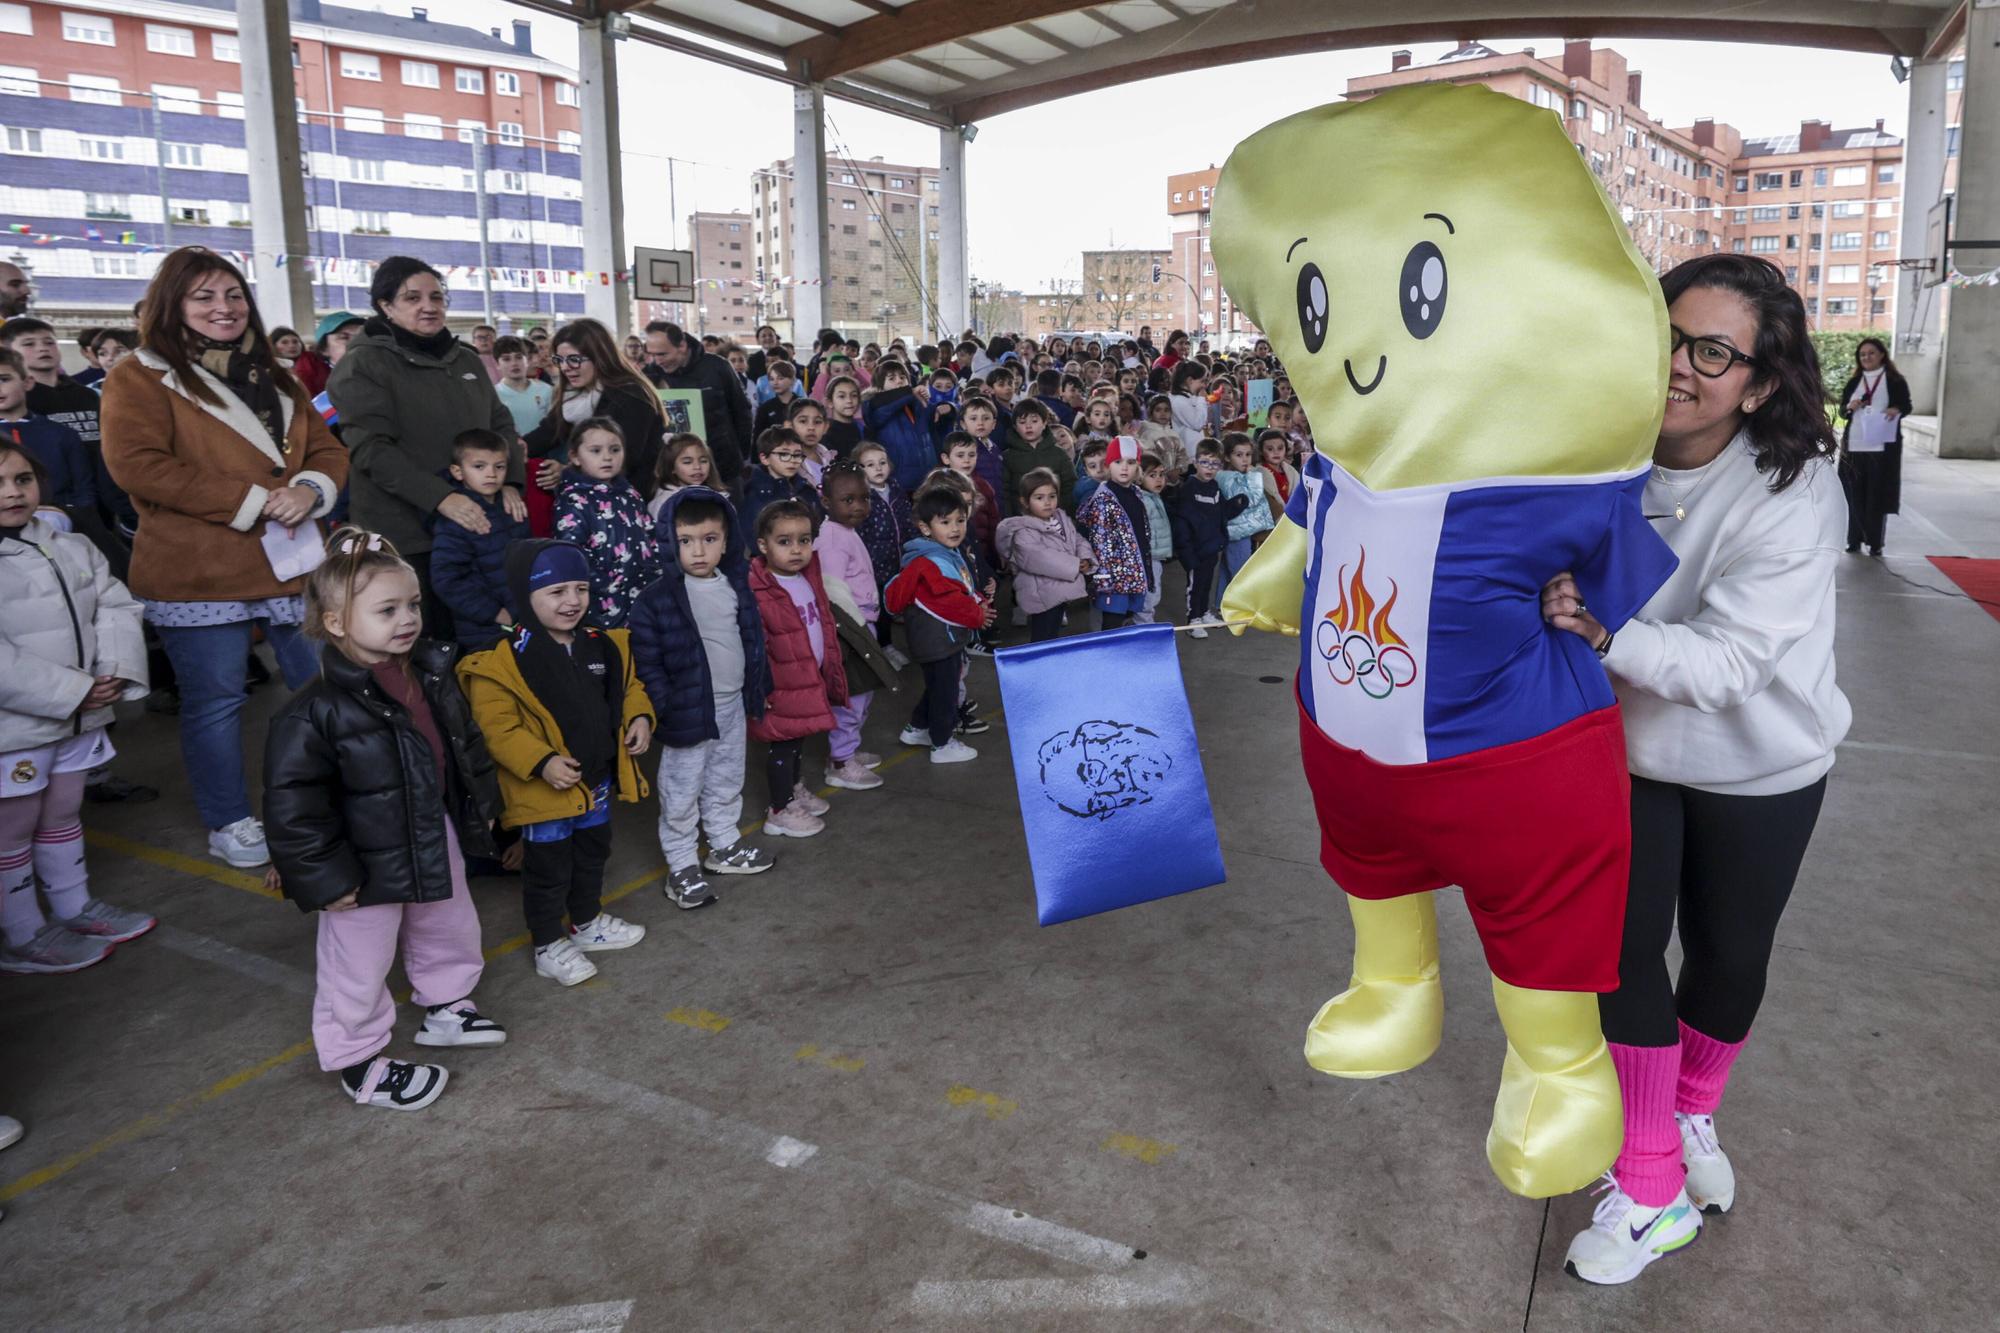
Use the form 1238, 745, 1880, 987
955, 704, 991, 735
341, 1057, 448, 1110
964, 641, 996, 658
414, 1002, 507, 1048
703, 843, 774, 876
666, 865, 718, 909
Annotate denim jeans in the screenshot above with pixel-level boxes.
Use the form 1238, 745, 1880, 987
1216, 536, 1254, 601
157, 619, 319, 830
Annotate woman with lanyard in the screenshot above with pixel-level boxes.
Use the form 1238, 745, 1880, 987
1540, 254, 1851, 1285
1836, 336, 1912, 557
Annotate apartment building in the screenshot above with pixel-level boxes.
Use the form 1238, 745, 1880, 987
750, 154, 939, 343
0, 0, 584, 326
1166, 168, 1257, 339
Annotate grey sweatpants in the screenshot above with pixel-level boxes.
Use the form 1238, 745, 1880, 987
655, 692, 747, 871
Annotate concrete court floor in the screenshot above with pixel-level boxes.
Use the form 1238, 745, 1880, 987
2, 451, 1997, 1332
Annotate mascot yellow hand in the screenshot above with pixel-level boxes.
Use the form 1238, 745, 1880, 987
1213, 83, 1669, 1200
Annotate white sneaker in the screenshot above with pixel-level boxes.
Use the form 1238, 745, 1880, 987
791, 783, 831, 817
56, 898, 157, 944
884, 645, 911, 671
1563, 1173, 1702, 1286
570, 913, 645, 952
703, 843, 775, 875
1201, 611, 1225, 625
898, 724, 932, 747
763, 805, 825, 838
825, 759, 883, 791
0, 923, 114, 974
1678, 1112, 1736, 1213
414, 1002, 508, 1048
1187, 623, 1209, 640
852, 750, 883, 769
342, 1057, 448, 1111
0, 1114, 22, 1151
534, 937, 598, 986
930, 739, 978, 764
208, 816, 270, 868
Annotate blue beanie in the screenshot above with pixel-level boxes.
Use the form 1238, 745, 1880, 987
528, 542, 590, 591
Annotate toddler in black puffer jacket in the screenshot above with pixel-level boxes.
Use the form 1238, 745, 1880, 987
263, 528, 508, 1113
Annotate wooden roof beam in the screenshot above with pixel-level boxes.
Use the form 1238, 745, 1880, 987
790, 0, 1098, 82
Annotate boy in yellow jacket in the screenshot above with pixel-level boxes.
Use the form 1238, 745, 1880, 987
459, 541, 654, 986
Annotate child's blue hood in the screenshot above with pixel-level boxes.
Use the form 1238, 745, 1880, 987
655, 484, 749, 578
900, 535, 971, 583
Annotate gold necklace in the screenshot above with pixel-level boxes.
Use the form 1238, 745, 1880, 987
1651, 463, 1715, 522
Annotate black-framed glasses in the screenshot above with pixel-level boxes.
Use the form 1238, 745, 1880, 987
1671, 326, 1758, 379
554, 353, 589, 369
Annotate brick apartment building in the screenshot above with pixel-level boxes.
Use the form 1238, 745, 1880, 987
1166, 168, 1254, 341
0, 0, 585, 327
750, 154, 939, 344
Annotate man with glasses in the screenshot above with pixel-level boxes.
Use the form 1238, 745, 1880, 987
642, 320, 751, 489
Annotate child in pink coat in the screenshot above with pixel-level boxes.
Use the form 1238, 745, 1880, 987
995, 467, 1095, 643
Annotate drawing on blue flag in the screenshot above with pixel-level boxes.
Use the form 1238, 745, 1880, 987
1036, 721, 1174, 820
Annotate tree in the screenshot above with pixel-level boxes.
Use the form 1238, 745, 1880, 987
1083, 249, 1168, 331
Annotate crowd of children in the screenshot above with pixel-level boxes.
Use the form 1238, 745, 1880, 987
1, 308, 1315, 1112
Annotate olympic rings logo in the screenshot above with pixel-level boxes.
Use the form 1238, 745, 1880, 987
1316, 618, 1418, 700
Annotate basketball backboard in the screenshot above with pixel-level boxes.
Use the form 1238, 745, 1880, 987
633, 246, 696, 303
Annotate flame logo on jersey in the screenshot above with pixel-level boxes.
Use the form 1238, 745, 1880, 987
1315, 549, 1419, 700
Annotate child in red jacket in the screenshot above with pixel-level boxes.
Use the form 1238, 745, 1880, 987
883, 484, 994, 764
747, 500, 848, 837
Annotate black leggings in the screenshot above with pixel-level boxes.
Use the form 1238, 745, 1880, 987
910, 654, 960, 746
1600, 775, 1828, 1047
521, 821, 611, 948
1028, 606, 1066, 642
766, 738, 802, 809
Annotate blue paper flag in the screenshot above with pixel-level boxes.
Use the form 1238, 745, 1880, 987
995, 624, 1227, 925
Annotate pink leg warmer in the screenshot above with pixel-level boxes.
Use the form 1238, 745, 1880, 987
1676, 1019, 1747, 1116
1609, 1041, 1685, 1207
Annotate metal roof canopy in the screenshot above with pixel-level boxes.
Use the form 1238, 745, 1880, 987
510, 0, 1971, 126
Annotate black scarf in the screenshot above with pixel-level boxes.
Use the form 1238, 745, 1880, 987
504, 542, 620, 789
365, 314, 458, 362
194, 330, 285, 446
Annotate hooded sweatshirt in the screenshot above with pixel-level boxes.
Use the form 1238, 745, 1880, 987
502, 540, 618, 789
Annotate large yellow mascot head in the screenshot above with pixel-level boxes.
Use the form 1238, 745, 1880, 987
1212, 84, 1667, 491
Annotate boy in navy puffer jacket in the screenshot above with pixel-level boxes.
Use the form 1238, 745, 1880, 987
431, 429, 531, 651
628, 488, 774, 906
738, 426, 824, 548
1169, 441, 1247, 629
861, 361, 941, 494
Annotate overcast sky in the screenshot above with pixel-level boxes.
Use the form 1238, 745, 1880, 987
424, 2, 1914, 291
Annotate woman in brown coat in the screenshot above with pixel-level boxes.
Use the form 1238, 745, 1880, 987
100, 247, 349, 871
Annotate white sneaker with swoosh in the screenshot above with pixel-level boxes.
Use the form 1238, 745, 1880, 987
1678, 1112, 1736, 1213
1564, 1172, 1702, 1285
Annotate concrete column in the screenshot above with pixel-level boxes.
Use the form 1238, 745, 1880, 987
938, 124, 970, 340
1895, 55, 1949, 410
1939, 4, 2000, 459
237, 0, 313, 330
790, 85, 829, 339
577, 18, 629, 334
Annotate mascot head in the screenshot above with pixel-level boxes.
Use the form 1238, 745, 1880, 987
1212, 84, 1667, 490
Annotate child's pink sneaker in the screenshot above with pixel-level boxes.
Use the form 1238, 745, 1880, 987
764, 805, 825, 838
791, 784, 831, 816
852, 751, 883, 769
825, 759, 884, 791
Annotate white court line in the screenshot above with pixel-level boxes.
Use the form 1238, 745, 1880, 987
345, 1299, 634, 1333
1841, 739, 2000, 764
909, 1272, 1207, 1317
150, 925, 315, 997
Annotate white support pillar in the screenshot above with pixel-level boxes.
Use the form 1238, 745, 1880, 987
577, 18, 629, 335
938, 124, 970, 341
790, 84, 829, 339
1894, 55, 1949, 411
237, 0, 313, 330
1939, 2, 2000, 459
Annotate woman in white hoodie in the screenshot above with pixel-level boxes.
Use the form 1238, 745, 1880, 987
1542, 255, 1849, 1286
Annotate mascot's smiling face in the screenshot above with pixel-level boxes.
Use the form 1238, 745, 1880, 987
1212, 83, 1669, 491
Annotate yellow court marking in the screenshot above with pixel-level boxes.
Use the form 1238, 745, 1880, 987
794, 1044, 866, 1073
665, 1007, 732, 1033
85, 830, 280, 900
945, 1084, 1018, 1121
1102, 1133, 1179, 1165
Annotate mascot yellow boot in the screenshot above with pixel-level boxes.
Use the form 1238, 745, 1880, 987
1214, 84, 1678, 1199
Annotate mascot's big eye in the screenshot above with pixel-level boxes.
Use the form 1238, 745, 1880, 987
1399, 242, 1447, 339
1296, 262, 1329, 354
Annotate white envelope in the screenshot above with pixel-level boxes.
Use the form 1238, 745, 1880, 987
262, 520, 327, 582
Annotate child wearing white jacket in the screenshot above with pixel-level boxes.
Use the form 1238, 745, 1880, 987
0, 439, 155, 976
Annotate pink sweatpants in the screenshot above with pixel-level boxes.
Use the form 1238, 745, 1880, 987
311, 828, 484, 1072
828, 691, 874, 763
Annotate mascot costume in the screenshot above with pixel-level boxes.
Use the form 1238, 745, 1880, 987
1214, 84, 1678, 1198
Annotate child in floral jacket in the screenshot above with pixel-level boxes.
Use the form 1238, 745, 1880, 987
1074, 435, 1153, 631
553, 416, 660, 629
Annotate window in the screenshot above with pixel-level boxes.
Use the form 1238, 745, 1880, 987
162, 141, 202, 167
555, 82, 576, 107
1732, 173, 1748, 192
1877, 165, 1897, 184
151, 83, 199, 113
1810, 233, 1823, 250
1830, 232, 1863, 250
1590, 108, 1608, 135
346, 157, 384, 181
216, 91, 243, 119
352, 210, 388, 233
92, 252, 140, 277
556, 130, 580, 154
456, 119, 484, 143
1749, 236, 1780, 254
1784, 266, 1799, 282
1871, 297, 1888, 318
1826, 298, 1858, 316
0, 3, 28, 35
1785, 235, 1799, 250
494, 71, 519, 96
1946, 126, 1960, 158
1808, 265, 1820, 284
70, 74, 122, 105
1789, 170, 1803, 188
1873, 230, 1894, 248
171, 202, 210, 225
1827, 265, 1861, 284
62, 11, 114, 44
391, 60, 438, 90
342, 106, 385, 133
1832, 201, 1865, 218
0, 65, 34, 96
1754, 171, 1783, 190
499, 170, 526, 192
1948, 59, 1965, 92
84, 192, 132, 219
1731, 238, 1747, 254
1751, 206, 1782, 222
1876, 199, 1896, 217
454, 68, 483, 93
211, 32, 239, 62
146, 23, 195, 56
840, 199, 857, 211
4, 125, 42, 153
1805, 297, 1818, 316
495, 121, 523, 145
405, 112, 442, 140
1831, 166, 1865, 186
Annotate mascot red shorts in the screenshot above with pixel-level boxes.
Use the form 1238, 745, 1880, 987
1296, 693, 1630, 992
